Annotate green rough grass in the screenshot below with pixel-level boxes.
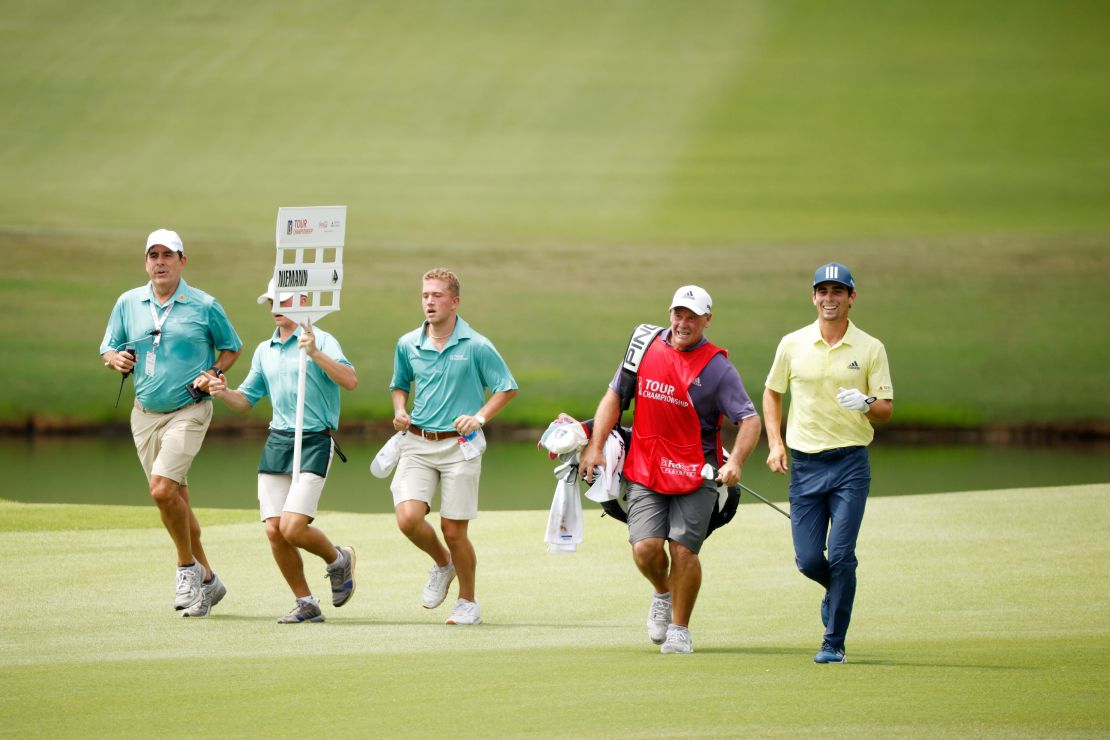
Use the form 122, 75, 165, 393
3, 0, 1110, 427
1, 485, 1108, 737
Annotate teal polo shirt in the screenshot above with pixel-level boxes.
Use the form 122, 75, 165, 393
238, 325, 351, 433
390, 316, 517, 432
100, 278, 242, 412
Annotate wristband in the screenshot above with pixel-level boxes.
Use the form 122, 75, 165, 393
475, 414, 486, 426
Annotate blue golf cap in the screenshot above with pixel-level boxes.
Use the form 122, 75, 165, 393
813, 262, 855, 290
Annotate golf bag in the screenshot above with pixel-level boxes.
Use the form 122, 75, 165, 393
594, 428, 741, 538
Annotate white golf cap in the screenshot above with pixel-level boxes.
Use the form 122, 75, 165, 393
670, 285, 712, 316
145, 228, 184, 254
257, 277, 307, 305
370, 432, 405, 478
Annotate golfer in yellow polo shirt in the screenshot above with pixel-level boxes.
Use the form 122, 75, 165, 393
763, 262, 893, 664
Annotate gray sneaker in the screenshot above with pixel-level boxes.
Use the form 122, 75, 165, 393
421, 562, 456, 609
174, 562, 206, 611
277, 599, 326, 624
182, 573, 227, 618
660, 624, 693, 654
326, 546, 356, 607
647, 592, 672, 644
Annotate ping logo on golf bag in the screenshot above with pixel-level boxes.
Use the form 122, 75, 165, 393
618, 324, 664, 412
623, 323, 664, 373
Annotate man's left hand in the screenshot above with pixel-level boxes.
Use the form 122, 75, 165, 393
298, 320, 319, 358
836, 387, 875, 413
716, 458, 742, 487
453, 415, 483, 436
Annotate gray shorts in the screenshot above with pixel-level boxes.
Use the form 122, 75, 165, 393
626, 480, 718, 555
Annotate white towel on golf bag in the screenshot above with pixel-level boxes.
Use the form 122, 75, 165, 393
539, 420, 589, 456
584, 429, 626, 503
545, 456, 583, 553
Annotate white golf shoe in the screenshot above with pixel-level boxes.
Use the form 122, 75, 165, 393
421, 562, 456, 609
661, 624, 693, 654
647, 592, 672, 644
174, 562, 206, 611
445, 598, 482, 625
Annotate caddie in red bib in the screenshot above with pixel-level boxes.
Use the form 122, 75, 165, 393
624, 338, 725, 493
580, 285, 762, 654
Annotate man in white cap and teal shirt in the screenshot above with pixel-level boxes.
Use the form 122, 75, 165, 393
205, 280, 358, 623
763, 262, 894, 663
580, 285, 761, 654
100, 228, 242, 617
388, 268, 518, 626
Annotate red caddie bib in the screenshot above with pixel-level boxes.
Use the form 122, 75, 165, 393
624, 337, 725, 494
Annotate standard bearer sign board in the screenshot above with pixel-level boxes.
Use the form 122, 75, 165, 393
268, 206, 346, 325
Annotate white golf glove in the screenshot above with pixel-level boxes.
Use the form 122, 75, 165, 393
836, 387, 875, 413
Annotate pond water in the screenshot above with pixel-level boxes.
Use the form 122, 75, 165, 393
3, 436, 1107, 514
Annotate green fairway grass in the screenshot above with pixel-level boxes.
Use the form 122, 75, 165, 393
2, 1, 1110, 429
2, 485, 1108, 736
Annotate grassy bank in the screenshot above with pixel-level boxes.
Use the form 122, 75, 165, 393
1, 485, 1108, 736
7, 230, 1110, 428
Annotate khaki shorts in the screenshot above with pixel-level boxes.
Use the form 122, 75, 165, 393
130, 400, 213, 485
258, 471, 329, 521
390, 433, 481, 520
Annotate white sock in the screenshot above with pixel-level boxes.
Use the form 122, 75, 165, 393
297, 595, 319, 606
655, 591, 672, 600
328, 549, 345, 568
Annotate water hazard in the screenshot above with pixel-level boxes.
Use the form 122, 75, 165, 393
4, 436, 1107, 514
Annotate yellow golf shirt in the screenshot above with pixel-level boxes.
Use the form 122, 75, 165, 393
765, 320, 893, 454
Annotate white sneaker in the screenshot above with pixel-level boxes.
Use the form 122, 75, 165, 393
647, 592, 672, 644
174, 562, 206, 611
661, 624, 693, 654
421, 562, 456, 609
182, 573, 227, 618
445, 598, 482, 625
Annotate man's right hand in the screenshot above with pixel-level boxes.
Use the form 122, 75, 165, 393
766, 442, 789, 475
579, 445, 604, 484
204, 371, 228, 397
106, 350, 136, 375
393, 410, 411, 432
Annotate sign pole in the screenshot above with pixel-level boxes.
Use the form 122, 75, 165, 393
292, 350, 308, 483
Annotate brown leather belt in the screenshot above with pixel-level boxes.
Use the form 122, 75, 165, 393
409, 425, 459, 441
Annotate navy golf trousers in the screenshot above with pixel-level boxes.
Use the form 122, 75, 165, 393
789, 445, 870, 649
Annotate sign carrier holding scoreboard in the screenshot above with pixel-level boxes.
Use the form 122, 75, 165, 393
268, 205, 347, 482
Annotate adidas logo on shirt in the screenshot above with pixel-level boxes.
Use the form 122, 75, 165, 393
847, 361, 860, 370
692, 376, 702, 387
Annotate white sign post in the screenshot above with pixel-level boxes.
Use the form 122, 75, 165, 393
269, 205, 347, 483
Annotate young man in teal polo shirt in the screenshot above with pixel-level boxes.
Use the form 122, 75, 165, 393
763, 262, 894, 664
388, 268, 518, 626
100, 228, 242, 617
206, 282, 359, 624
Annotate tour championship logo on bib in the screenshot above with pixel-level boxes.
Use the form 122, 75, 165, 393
637, 376, 690, 407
